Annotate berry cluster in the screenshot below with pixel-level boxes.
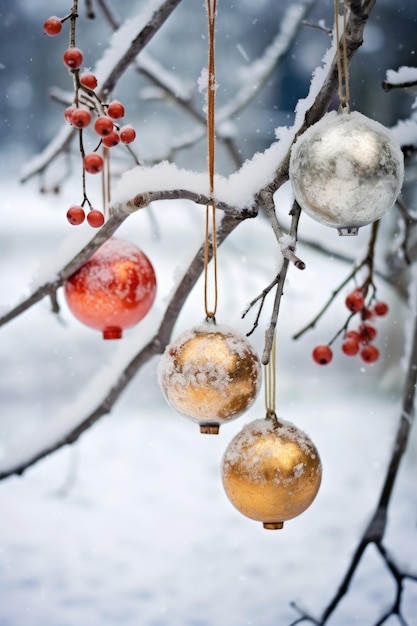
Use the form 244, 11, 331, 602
312, 288, 389, 366
43, 14, 137, 228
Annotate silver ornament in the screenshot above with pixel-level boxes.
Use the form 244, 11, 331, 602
289, 110, 404, 235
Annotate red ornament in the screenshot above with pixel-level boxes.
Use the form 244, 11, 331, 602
64, 237, 157, 339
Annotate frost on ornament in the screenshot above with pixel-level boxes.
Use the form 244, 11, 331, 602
157, 322, 261, 434
64, 237, 156, 339
221, 417, 322, 529
289, 110, 404, 235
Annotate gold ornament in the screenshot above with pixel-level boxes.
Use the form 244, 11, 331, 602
289, 110, 404, 235
221, 416, 322, 529
157, 322, 261, 434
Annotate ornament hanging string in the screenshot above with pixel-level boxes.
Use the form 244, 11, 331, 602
264, 331, 278, 422
102, 146, 111, 218
204, 0, 218, 320
335, 0, 350, 110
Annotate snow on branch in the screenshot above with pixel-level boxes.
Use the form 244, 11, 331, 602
382, 65, 417, 92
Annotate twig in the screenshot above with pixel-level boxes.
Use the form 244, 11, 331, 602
382, 79, 417, 92
244, 197, 305, 342
99, 0, 184, 99
292, 221, 379, 341
262, 202, 302, 364
242, 274, 280, 336
94, 0, 120, 29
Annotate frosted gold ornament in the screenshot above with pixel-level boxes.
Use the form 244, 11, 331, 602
221, 416, 322, 529
157, 322, 261, 434
289, 109, 404, 235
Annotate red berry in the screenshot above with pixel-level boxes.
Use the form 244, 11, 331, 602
67, 206, 85, 225
341, 339, 360, 356
64, 105, 76, 124
102, 131, 120, 148
120, 125, 136, 144
80, 72, 98, 90
43, 16, 62, 36
94, 116, 114, 137
63, 48, 83, 70
374, 301, 389, 316
359, 323, 377, 343
107, 100, 125, 119
87, 209, 105, 228
360, 345, 380, 363
345, 289, 364, 313
346, 330, 361, 343
312, 345, 333, 365
84, 153, 104, 174
362, 307, 374, 320
71, 108, 91, 129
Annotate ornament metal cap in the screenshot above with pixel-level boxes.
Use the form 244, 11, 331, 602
263, 522, 284, 530
200, 423, 220, 435
103, 326, 123, 340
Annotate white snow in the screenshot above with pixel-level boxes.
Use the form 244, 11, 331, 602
390, 118, 417, 146
385, 65, 417, 86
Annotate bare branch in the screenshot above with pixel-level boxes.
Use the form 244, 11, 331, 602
99, 0, 184, 99
382, 79, 417, 92
289, 304, 417, 625
292, 221, 380, 341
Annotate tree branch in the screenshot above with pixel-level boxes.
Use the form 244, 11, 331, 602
0, 214, 242, 480
288, 303, 417, 625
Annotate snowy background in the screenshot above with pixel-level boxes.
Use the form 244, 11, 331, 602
1, 1, 417, 625
1, 180, 416, 626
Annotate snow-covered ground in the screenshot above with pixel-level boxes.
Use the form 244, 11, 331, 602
0, 181, 416, 625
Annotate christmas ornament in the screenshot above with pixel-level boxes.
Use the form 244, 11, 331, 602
64, 237, 156, 339
222, 415, 322, 529
158, 322, 261, 434
289, 109, 404, 235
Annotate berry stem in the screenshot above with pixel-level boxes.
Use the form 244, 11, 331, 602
293, 221, 380, 341
77, 128, 92, 208
102, 147, 111, 217
69, 0, 79, 49
60, 11, 76, 25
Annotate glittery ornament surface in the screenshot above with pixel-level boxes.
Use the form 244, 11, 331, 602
157, 322, 261, 433
222, 417, 322, 528
289, 110, 404, 234
64, 237, 156, 339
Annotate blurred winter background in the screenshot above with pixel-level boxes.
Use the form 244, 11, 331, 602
0, 1, 417, 625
